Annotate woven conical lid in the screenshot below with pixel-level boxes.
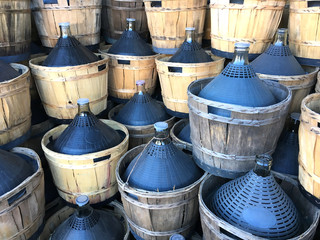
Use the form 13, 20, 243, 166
199, 42, 277, 117
122, 122, 203, 192
113, 81, 170, 126
51, 195, 125, 240
169, 28, 213, 64
251, 29, 305, 76
211, 155, 301, 239
0, 60, 20, 82
177, 123, 191, 144
52, 99, 123, 155
108, 18, 155, 56
42, 22, 99, 67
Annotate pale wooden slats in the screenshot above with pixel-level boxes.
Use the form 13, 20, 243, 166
204, 4, 211, 41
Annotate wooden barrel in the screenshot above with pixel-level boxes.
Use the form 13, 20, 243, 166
316, 71, 320, 93
298, 93, 320, 204
210, 0, 286, 60
156, 53, 225, 118
289, 0, 320, 66
29, 54, 109, 120
0, 63, 31, 150
144, 0, 207, 54
170, 118, 193, 153
100, 45, 158, 102
108, 104, 175, 149
0, 0, 31, 63
199, 174, 320, 240
116, 144, 207, 240
31, 0, 102, 49
41, 120, 129, 204
188, 78, 292, 179
0, 147, 45, 240
39, 201, 130, 239
257, 66, 319, 114
203, 2, 211, 42
101, 0, 149, 43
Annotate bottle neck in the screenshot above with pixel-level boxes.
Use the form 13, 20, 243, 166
153, 129, 171, 145
76, 204, 93, 218
274, 29, 288, 46
253, 155, 272, 177
232, 47, 249, 65
59, 25, 71, 39
126, 21, 135, 31
78, 103, 91, 116
137, 83, 146, 95
185, 29, 195, 43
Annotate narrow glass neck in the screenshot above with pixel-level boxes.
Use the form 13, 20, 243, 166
126, 21, 135, 31
232, 47, 249, 65
274, 29, 288, 46
137, 83, 146, 95
253, 155, 272, 177
78, 103, 91, 116
59, 25, 71, 38
185, 29, 195, 43
76, 204, 93, 218
154, 129, 171, 145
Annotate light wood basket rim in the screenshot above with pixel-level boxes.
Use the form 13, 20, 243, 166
0, 64, 30, 85
170, 118, 192, 150
41, 119, 129, 159
301, 93, 320, 119
257, 67, 319, 81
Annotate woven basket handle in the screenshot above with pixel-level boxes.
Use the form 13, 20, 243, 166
307, 1, 320, 7
150, 1, 161, 7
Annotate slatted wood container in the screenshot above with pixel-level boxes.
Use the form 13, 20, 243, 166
101, 0, 149, 43
298, 93, 320, 203
316, 71, 320, 93
0, 0, 31, 63
0, 63, 31, 149
288, 0, 320, 66
41, 120, 129, 204
116, 145, 207, 240
100, 45, 158, 102
203, 1, 211, 42
156, 53, 225, 118
188, 78, 292, 179
38, 201, 130, 239
199, 174, 320, 240
144, 0, 207, 54
108, 104, 175, 149
210, 0, 286, 60
31, 0, 102, 49
29, 54, 109, 120
257, 66, 319, 113
0, 147, 45, 240
170, 118, 193, 153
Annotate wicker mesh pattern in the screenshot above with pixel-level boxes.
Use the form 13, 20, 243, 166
68, 211, 100, 231
146, 142, 178, 158
221, 64, 257, 79
211, 171, 300, 239
69, 114, 99, 127
265, 45, 292, 57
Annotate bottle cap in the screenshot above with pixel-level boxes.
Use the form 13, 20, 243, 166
290, 112, 301, 123
255, 154, 272, 168
169, 234, 185, 240
277, 28, 287, 34
77, 98, 89, 105
127, 18, 136, 22
136, 80, 145, 86
185, 27, 196, 31
59, 22, 70, 27
154, 122, 168, 132
234, 42, 250, 49
76, 195, 89, 207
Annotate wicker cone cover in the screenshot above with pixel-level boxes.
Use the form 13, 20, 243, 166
0, 60, 20, 82
177, 123, 191, 144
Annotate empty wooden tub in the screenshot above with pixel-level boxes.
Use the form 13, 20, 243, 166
101, 0, 149, 43
257, 66, 319, 113
29, 54, 109, 120
31, 0, 102, 49
210, 0, 286, 60
108, 104, 175, 149
144, 0, 207, 54
116, 145, 207, 240
0, 63, 31, 149
156, 53, 225, 118
188, 78, 292, 179
100, 45, 158, 102
298, 93, 320, 206
41, 120, 129, 204
170, 118, 192, 153
0, 147, 45, 240
199, 174, 320, 240
289, 0, 320, 66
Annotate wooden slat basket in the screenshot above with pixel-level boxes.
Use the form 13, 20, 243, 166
144, 0, 207, 54
101, 0, 149, 43
170, 118, 193, 153
156, 53, 225, 118
257, 66, 319, 113
288, 0, 320, 66
199, 174, 320, 240
0, 147, 45, 240
0, 0, 31, 63
29, 54, 109, 120
210, 0, 286, 60
0, 63, 32, 150
187, 78, 292, 179
31, 0, 102, 49
298, 93, 320, 205
108, 104, 175, 149
100, 45, 158, 102
116, 145, 207, 240
41, 119, 129, 204
38, 201, 130, 239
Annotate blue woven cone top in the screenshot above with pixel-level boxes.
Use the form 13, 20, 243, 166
113, 81, 170, 126
0, 149, 36, 196
198, 42, 277, 117
122, 122, 203, 192
0, 60, 20, 82
42, 23, 99, 67
52, 99, 123, 155
177, 123, 191, 144
210, 155, 301, 239
51, 195, 125, 240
